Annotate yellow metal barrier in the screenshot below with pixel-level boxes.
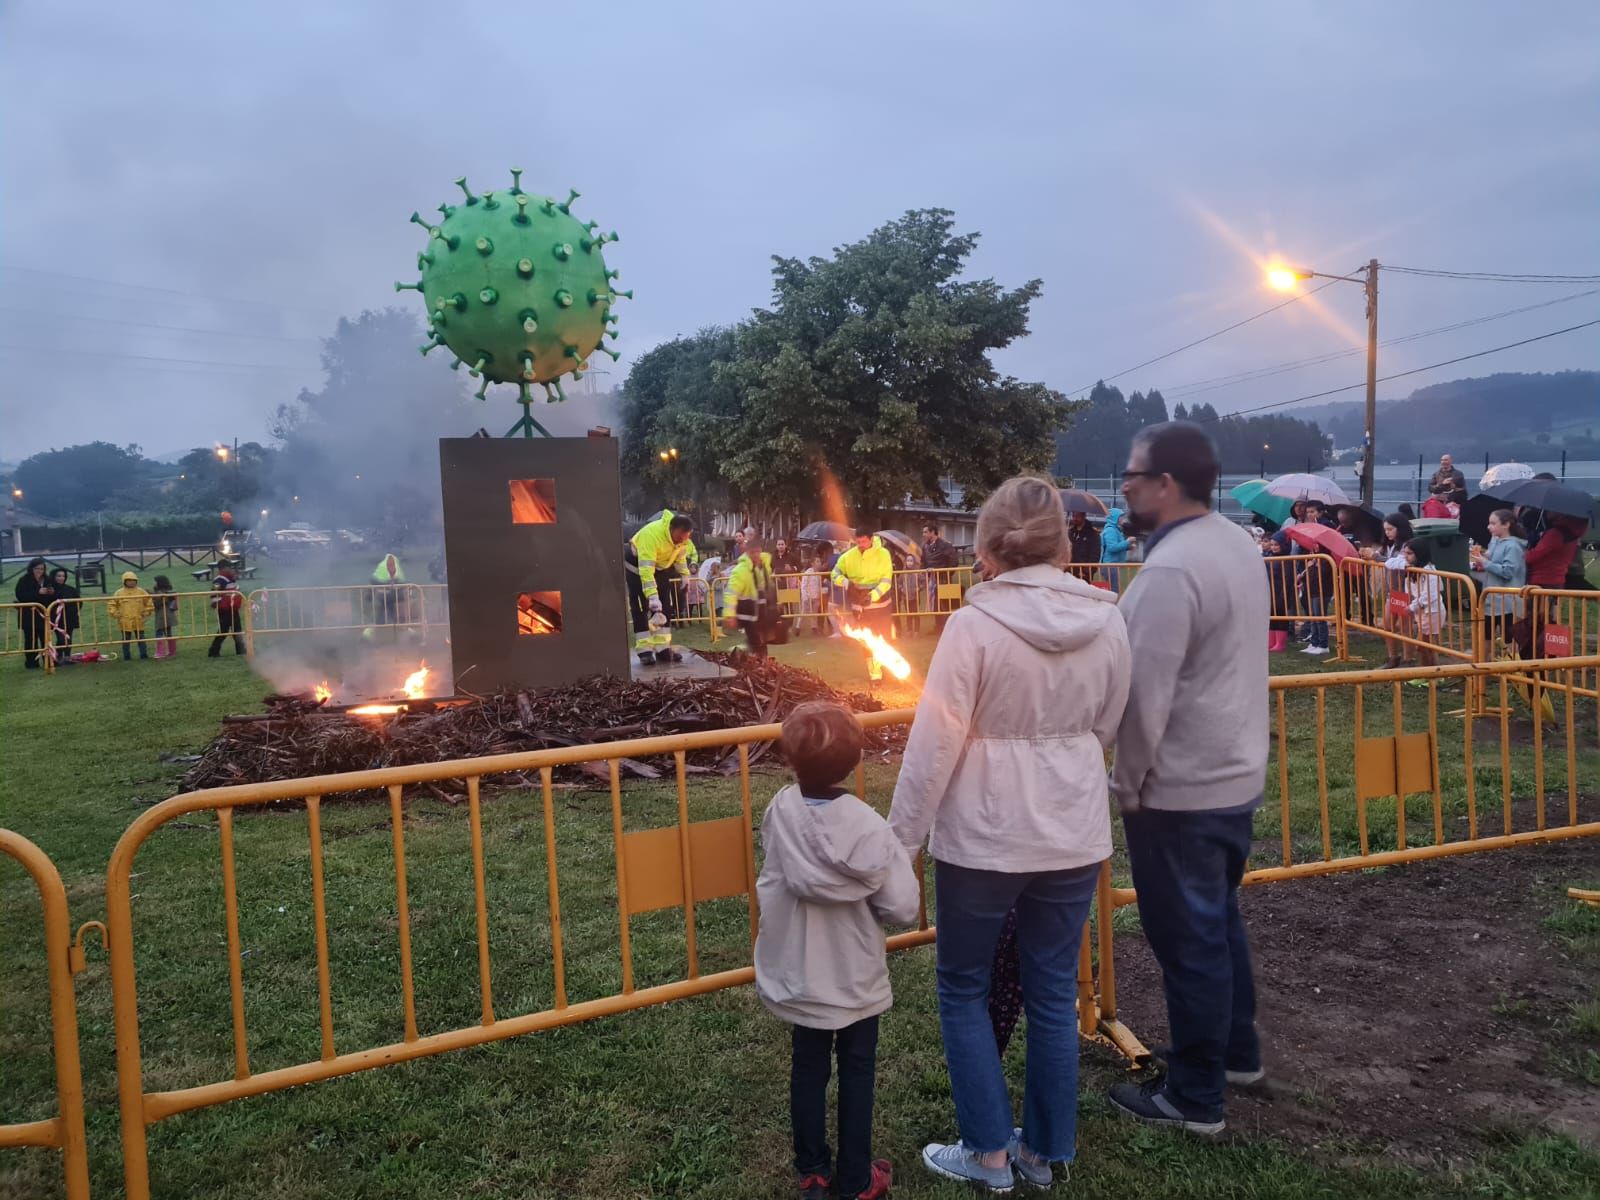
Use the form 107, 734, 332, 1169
0, 829, 92, 1200
2, 601, 54, 671
1341, 561, 1479, 665
246, 583, 447, 639
48, 590, 242, 660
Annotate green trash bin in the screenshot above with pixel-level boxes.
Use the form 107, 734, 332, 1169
1410, 518, 1471, 578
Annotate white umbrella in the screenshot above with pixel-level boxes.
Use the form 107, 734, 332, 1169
1479, 461, 1534, 491
1264, 473, 1350, 506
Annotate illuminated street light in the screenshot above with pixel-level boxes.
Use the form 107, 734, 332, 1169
11, 487, 21, 499
1263, 259, 1381, 506
216, 446, 230, 463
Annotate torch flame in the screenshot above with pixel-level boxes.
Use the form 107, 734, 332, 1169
842, 623, 912, 682
346, 703, 403, 717
313, 681, 332, 704
402, 662, 430, 700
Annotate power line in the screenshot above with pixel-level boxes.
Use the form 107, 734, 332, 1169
0, 342, 318, 372
1197, 319, 1600, 421
0, 263, 332, 319
1383, 265, 1600, 283
1163, 288, 1600, 399
0, 304, 323, 344
1066, 275, 1349, 398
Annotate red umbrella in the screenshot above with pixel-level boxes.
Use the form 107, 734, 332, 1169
1284, 522, 1357, 562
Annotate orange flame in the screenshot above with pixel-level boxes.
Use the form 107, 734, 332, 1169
313, 681, 332, 703
842, 623, 912, 681
402, 661, 430, 699
346, 703, 403, 717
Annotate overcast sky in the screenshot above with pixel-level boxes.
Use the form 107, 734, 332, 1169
2, 2, 1596, 462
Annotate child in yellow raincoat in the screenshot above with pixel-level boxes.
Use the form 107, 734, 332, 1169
107, 571, 154, 660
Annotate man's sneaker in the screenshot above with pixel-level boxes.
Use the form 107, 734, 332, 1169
921, 1141, 1014, 1193
1007, 1128, 1057, 1190
843, 1159, 893, 1200
636, 650, 657, 666
1304, 645, 1330, 656
1108, 1077, 1225, 1138
658, 648, 684, 664
795, 1171, 830, 1200
1226, 1066, 1267, 1087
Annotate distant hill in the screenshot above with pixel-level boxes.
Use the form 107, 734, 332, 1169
1283, 371, 1598, 460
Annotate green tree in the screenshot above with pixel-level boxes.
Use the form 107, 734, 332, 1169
13, 442, 151, 517
721, 209, 1070, 523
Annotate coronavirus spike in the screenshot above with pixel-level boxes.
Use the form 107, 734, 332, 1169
605, 328, 619, 341
596, 345, 622, 362
417, 251, 433, 269
613, 288, 634, 300
394, 280, 424, 292
450, 357, 464, 371
606, 268, 621, 281
584, 220, 599, 234
410, 212, 439, 237
558, 188, 580, 214
571, 363, 586, 381
468, 355, 487, 377
554, 289, 574, 308
563, 344, 581, 360
520, 353, 537, 381
514, 194, 531, 225
519, 381, 535, 404
437, 203, 456, 219
586, 288, 610, 305
419, 337, 442, 356
542, 198, 558, 216
518, 308, 539, 333
474, 378, 492, 401
475, 236, 494, 256
482, 190, 500, 211
545, 379, 567, 403
478, 287, 498, 305
456, 177, 480, 205
552, 242, 572, 262
509, 167, 524, 195
516, 257, 534, 278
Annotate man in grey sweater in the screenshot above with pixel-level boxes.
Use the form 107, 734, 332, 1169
1107, 421, 1269, 1137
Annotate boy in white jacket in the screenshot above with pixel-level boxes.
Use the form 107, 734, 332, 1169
756, 701, 921, 1200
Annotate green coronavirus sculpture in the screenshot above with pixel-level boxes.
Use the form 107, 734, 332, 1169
397, 170, 630, 436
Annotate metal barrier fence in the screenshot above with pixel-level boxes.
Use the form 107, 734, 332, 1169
1, 602, 53, 671
4, 654, 1598, 1194
0, 830, 92, 1200
1342, 561, 1480, 666
47, 591, 251, 660
246, 583, 448, 642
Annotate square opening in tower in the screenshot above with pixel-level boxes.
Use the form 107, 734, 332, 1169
509, 478, 558, 524
517, 591, 563, 636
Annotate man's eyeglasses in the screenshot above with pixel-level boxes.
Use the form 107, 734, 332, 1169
1121, 469, 1167, 482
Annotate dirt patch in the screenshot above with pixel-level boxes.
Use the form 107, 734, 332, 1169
1105, 839, 1600, 1162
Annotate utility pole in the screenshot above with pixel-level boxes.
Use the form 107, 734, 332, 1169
1361, 259, 1379, 508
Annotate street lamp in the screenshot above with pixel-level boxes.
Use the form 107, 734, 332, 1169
1266, 260, 1381, 507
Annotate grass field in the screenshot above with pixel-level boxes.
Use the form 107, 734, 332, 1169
2, 622, 1599, 1199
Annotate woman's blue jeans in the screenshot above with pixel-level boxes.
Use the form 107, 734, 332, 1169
934, 860, 1100, 1161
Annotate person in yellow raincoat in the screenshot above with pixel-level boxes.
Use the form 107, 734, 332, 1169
107, 571, 154, 661
627, 511, 694, 665
831, 534, 895, 680
721, 533, 786, 658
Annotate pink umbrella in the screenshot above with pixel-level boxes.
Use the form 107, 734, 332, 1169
1283, 522, 1357, 562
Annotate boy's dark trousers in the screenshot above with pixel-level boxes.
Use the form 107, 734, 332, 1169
209, 609, 246, 656
792, 1015, 878, 1196
121, 631, 149, 660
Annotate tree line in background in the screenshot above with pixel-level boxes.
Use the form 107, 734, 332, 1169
1052, 382, 1333, 482
620, 209, 1073, 527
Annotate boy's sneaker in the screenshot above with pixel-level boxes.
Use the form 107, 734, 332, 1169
1108, 1077, 1225, 1138
1226, 1066, 1267, 1087
658, 648, 684, 664
1007, 1128, 1057, 1190
843, 1159, 892, 1199
795, 1171, 830, 1200
921, 1142, 1013, 1193
636, 650, 657, 666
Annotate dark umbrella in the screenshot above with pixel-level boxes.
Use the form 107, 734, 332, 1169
1458, 493, 1501, 546
796, 520, 855, 543
1485, 478, 1596, 523
1058, 489, 1109, 516
1334, 504, 1385, 547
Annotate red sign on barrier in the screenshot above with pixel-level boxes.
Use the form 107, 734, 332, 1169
1544, 624, 1573, 657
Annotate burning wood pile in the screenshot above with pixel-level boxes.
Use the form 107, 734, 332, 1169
182, 653, 902, 796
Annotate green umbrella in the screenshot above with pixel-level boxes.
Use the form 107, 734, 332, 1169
1230, 479, 1294, 526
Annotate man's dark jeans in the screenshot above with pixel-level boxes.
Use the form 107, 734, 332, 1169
791, 1015, 878, 1195
1123, 806, 1259, 1115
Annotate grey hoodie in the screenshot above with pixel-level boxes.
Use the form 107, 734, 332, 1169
889, 563, 1131, 872
754, 784, 920, 1029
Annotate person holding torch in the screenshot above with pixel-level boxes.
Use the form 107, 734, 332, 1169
832, 532, 895, 682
